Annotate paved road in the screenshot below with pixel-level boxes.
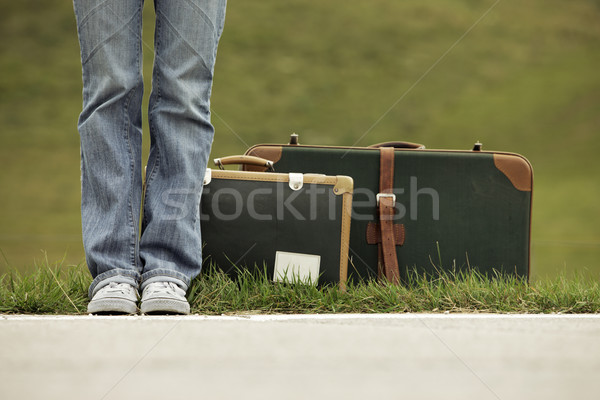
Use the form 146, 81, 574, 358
1, 314, 599, 400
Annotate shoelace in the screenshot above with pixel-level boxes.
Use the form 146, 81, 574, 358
144, 282, 182, 296
102, 282, 135, 295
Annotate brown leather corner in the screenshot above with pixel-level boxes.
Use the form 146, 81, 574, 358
366, 222, 405, 245
493, 154, 533, 192
244, 146, 283, 171
333, 175, 354, 195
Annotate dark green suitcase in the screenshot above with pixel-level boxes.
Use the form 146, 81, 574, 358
244, 136, 533, 282
200, 160, 353, 288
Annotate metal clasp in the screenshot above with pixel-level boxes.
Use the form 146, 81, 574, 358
214, 158, 225, 170
376, 193, 396, 207
288, 173, 304, 191
203, 168, 212, 185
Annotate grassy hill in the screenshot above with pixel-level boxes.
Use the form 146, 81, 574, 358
1, 0, 599, 280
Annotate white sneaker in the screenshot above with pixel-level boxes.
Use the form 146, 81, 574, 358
87, 282, 139, 315
140, 282, 190, 315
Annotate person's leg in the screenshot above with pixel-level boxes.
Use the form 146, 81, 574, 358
139, 0, 227, 303
73, 0, 144, 302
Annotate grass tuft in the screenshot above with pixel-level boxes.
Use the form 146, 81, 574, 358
0, 259, 90, 314
0, 261, 598, 315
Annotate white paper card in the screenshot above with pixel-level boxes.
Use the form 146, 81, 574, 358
273, 251, 321, 285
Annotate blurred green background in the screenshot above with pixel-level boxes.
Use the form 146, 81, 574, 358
0, 0, 598, 280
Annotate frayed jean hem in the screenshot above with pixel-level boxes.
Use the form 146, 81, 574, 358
88, 269, 141, 299
140, 269, 191, 292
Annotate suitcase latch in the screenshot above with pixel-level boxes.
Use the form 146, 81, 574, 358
289, 173, 304, 190
376, 193, 396, 206
203, 168, 212, 185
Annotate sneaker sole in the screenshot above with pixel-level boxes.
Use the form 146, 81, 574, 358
87, 298, 138, 315
141, 298, 190, 315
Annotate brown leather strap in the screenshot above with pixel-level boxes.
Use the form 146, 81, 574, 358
378, 147, 400, 284
368, 222, 405, 279
376, 244, 385, 279
366, 222, 405, 245
379, 147, 394, 196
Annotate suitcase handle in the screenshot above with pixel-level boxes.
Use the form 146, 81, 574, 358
214, 155, 275, 171
368, 141, 425, 149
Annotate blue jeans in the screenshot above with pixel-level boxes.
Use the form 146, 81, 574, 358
73, 0, 227, 298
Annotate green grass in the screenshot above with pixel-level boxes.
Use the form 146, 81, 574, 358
1, 261, 599, 315
1, 0, 599, 275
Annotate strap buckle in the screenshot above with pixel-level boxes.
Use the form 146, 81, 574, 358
376, 193, 396, 207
